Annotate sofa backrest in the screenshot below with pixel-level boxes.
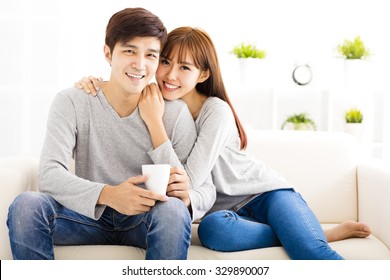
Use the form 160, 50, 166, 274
13, 130, 358, 223
245, 129, 358, 223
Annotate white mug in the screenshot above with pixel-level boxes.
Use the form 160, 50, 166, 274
141, 164, 170, 195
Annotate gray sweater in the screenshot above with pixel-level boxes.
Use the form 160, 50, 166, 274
151, 97, 292, 213
193, 97, 291, 213
38, 88, 215, 221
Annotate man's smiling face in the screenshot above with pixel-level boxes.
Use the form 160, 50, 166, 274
105, 36, 161, 95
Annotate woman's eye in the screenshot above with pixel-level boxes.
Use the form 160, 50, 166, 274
160, 59, 170, 65
181, 66, 190, 71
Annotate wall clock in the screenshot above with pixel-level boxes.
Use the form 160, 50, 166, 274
292, 64, 312, 86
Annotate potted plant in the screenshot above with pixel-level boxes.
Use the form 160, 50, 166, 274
344, 108, 364, 141
231, 43, 266, 59
281, 113, 317, 131
231, 43, 267, 86
337, 36, 370, 60
345, 108, 363, 123
336, 36, 371, 88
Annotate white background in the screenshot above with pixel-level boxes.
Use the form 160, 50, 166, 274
1, 0, 389, 157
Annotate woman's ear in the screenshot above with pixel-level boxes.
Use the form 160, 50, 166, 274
198, 69, 210, 83
104, 45, 112, 66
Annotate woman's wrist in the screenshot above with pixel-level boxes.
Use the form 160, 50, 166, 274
147, 120, 169, 148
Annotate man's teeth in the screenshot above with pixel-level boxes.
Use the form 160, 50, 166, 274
126, 73, 144, 79
165, 82, 179, 89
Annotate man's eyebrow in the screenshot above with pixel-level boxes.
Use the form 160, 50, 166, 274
121, 43, 160, 53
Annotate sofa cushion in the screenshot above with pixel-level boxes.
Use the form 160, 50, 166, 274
53, 224, 390, 260
245, 130, 358, 223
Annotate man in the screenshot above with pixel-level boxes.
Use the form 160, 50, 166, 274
7, 7, 214, 260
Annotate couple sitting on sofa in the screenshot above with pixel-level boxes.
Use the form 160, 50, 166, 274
7, 7, 370, 260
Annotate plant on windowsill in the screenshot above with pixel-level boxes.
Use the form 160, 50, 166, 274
336, 36, 371, 88
336, 36, 370, 60
344, 108, 364, 141
231, 43, 267, 87
231, 43, 266, 59
345, 108, 363, 123
281, 113, 317, 131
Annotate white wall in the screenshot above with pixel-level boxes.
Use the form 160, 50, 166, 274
1, 0, 389, 157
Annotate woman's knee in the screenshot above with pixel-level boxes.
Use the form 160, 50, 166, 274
198, 210, 237, 249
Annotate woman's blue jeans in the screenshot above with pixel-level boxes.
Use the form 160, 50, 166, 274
7, 192, 191, 260
198, 189, 343, 260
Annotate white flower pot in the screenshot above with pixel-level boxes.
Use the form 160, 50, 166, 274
344, 123, 364, 142
239, 58, 267, 87
282, 122, 315, 131
343, 59, 371, 89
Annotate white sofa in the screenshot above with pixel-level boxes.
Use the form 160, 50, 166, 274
1, 130, 390, 260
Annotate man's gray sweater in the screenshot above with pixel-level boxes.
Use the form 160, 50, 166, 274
39, 88, 215, 220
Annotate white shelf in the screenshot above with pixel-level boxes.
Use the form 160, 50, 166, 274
229, 86, 389, 160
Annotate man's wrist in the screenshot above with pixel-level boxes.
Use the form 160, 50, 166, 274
97, 185, 113, 206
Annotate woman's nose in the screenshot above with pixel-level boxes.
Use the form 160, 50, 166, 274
166, 67, 177, 80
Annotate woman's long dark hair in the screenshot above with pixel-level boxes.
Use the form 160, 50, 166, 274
161, 27, 247, 149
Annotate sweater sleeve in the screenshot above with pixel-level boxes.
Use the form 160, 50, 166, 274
185, 100, 236, 191
148, 103, 217, 221
189, 174, 216, 221
38, 92, 106, 220
147, 103, 196, 167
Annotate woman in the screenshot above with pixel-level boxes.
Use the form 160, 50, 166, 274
76, 27, 370, 259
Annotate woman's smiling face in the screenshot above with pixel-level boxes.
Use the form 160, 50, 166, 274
156, 47, 205, 101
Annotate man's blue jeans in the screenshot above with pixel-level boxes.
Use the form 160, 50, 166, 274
198, 189, 343, 260
7, 192, 191, 260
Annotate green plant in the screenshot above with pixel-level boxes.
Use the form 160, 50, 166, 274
281, 113, 317, 130
337, 36, 370, 59
345, 108, 363, 123
231, 43, 266, 59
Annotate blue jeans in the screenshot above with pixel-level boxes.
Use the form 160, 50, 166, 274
198, 189, 343, 260
7, 192, 191, 260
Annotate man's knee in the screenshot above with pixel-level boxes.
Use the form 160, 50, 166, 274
9, 192, 44, 215
149, 197, 191, 231
8, 192, 51, 227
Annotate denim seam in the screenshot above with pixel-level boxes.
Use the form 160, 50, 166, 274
293, 193, 322, 242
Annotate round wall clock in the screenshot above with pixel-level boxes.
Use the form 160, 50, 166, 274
292, 64, 312, 86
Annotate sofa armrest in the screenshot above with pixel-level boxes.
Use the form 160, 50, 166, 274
0, 156, 39, 260
358, 159, 390, 250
